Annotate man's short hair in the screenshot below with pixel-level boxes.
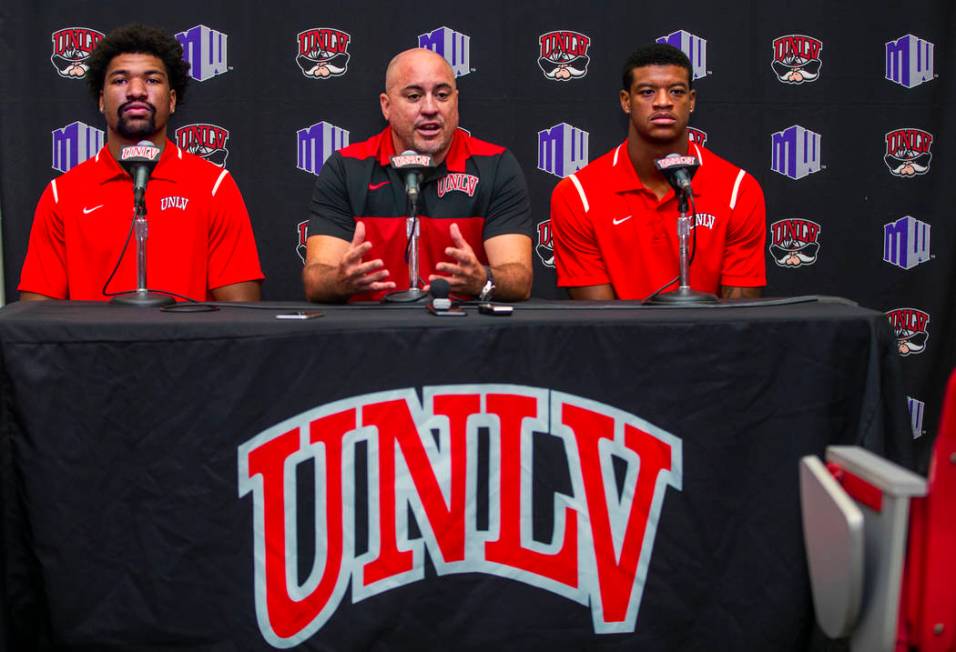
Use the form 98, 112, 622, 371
86, 24, 191, 105
621, 44, 693, 91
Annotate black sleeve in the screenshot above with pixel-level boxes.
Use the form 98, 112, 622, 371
307, 153, 355, 242
483, 149, 533, 241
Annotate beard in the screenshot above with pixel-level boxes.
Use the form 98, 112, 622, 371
116, 103, 158, 140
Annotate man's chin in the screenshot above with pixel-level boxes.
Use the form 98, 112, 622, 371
117, 118, 158, 141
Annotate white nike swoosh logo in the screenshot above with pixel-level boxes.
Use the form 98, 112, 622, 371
612, 215, 632, 225
82, 205, 104, 214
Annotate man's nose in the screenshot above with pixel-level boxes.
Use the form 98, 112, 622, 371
420, 93, 439, 114
652, 89, 672, 106
126, 78, 147, 97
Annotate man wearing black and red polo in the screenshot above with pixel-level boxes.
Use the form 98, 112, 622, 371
550, 44, 766, 300
303, 48, 533, 303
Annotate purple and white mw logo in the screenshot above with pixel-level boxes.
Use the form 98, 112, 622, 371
176, 25, 228, 82
885, 34, 935, 89
52, 121, 103, 173
771, 125, 821, 180
884, 215, 931, 270
657, 30, 707, 80
419, 26, 471, 77
537, 123, 588, 178
297, 122, 349, 175
907, 396, 925, 439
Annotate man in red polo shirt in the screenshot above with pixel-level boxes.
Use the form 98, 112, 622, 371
550, 44, 766, 300
18, 24, 263, 302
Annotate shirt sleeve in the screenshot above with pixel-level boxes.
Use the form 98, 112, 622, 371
482, 150, 533, 240
17, 182, 69, 299
720, 172, 767, 288
207, 170, 265, 290
549, 176, 611, 287
307, 153, 356, 242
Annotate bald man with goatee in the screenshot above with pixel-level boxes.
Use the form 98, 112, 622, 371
303, 48, 533, 303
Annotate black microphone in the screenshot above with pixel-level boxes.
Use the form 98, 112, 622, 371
390, 150, 434, 204
118, 140, 162, 212
429, 278, 452, 311
654, 152, 699, 194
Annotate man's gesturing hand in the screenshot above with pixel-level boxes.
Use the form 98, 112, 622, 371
428, 223, 485, 296
337, 221, 396, 296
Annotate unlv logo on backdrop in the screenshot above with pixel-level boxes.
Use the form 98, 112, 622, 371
687, 127, 708, 147
538, 30, 591, 81
296, 28, 351, 78
771, 35, 823, 84
296, 220, 309, 263
536, 219, 554, 267
238, 385, 683, 646
884, 128, 933, 177
886, 308, 930, 356
50, 27, 104, 78
769, 218, 821, 267
175, 123, 230, 167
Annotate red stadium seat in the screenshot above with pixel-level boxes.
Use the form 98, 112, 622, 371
800, 369, 956, 652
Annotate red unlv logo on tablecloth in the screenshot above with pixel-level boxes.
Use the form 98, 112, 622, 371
238, 385, 683, 647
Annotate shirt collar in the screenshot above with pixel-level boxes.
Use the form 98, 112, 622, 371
91, 138, 182, 185
610, 139, 707, 198
375, 126, 469, 172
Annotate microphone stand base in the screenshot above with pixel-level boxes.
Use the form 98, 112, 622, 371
111, 290, 176, 307
645, 287, 719, 305
384, 288, 426, 303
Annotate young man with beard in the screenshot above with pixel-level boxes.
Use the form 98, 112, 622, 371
303, 48, 533, 303
18, 24, 263, 302
550, 44, 766, 300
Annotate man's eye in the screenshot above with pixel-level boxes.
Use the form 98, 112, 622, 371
406, 93, 421, 101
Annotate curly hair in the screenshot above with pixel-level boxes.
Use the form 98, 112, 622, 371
86, 24, 191, 105
621, 43, 693, 91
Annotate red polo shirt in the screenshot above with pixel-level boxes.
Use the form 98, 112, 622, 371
550, 141, 766, 299
19, 140, 263, 301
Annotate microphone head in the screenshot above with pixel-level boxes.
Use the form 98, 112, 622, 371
118, 140, 162, 175
654, 152, 699, 191
430, 278, 450, 299
390, 150, 434, 170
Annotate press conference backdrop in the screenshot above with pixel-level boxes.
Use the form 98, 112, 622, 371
0, 1, 952, 464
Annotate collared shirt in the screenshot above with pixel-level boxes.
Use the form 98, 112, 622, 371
308, 127, 532, 302
550, 141, 766, 299
19, 140, 263, 301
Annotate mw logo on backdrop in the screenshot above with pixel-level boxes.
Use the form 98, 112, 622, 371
657, 30, 707, 80
538, 30, 591, 81
419, 26, 471, 77
883, 215, 931, 270
907, 396, 925, 439
884, 128, 933, 177
771, 125, 822, 180
175, 123, 230, 167
50, 27, 103, 78
297, 122, 349, 176
886, 308, 930, 357
296, 28, 351, 78
771, 34, 822, 84
176, 25, 229, 82
535, 219, 554, 267
538, 123, 589, 179
885, 34, 935, 89
51, 121, 103, 173
238, 385, 683, 647
769, 219, 821, 267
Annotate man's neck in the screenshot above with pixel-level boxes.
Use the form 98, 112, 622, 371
106, 133, 166, 162
626, 130, 688, 199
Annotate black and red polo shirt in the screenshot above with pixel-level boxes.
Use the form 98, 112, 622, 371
307, 127, 531, 302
